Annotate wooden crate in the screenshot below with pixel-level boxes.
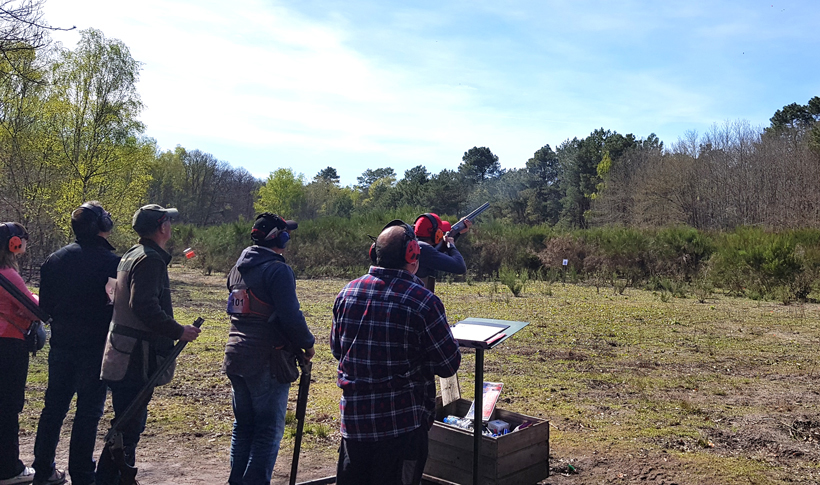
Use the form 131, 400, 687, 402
423, 398, 549, 485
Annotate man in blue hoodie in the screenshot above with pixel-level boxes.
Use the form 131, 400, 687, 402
224, 213, 315, 485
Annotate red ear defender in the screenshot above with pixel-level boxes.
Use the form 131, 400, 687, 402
8, 235, 23, 253
369, 242, 378, 265
1, 223, 25, 254
405, 239, 420, 264
374, 219, 420, 267
414, 213, 443, 245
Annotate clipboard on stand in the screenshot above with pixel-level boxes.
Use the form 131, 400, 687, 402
449, 317, 529, 485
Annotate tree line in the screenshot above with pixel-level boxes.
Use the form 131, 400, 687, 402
257, 97, 820, 234
0, 21, 259, 271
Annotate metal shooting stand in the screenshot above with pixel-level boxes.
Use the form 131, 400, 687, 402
448, 317, 529, 485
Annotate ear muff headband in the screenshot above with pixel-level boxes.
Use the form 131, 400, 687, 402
1, 223, 27, 254
81, 203, 114, 233
415, 213, 443, 245
254, 212, 285, 242
371, 220, 420, 266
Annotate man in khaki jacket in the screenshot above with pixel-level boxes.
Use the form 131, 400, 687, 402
96, 205, 200, 485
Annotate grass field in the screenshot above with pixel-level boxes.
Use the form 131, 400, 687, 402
19, 266, 820, 484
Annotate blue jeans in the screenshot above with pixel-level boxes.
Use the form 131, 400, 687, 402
33, 346, 106, 485
227, 371, 290, 485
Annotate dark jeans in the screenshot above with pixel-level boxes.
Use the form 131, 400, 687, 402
95, 376, 153, 485
336, 425, 429, 485
33, 346, 107, 485
0, 337, 28, 481
227, 371, 290, 485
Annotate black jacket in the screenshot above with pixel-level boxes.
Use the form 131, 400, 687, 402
39, 236, 120, 350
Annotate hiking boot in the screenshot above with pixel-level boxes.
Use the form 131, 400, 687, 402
32, 468, 66, 485
0, 466, 35, 485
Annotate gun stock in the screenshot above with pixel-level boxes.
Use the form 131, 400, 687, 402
0, 272, 51, 324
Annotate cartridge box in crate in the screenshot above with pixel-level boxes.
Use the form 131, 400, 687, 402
423, 398, 549, 485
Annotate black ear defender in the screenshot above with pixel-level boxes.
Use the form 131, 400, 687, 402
414, 213, 443, 245
369, 236, 379, 265
1, 222, 27, 254
369, 219, 420, 266
81, 202, 114, 232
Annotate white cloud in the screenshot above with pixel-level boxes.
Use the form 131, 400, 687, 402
42, 0, 820, 185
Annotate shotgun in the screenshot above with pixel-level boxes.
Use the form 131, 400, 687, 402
0, 272, 50, 353
289, 348, 313, 485
436, 202, 490, 251
448, 202, 490, 237
99, 317, 204, 485
0, 272, 51, 323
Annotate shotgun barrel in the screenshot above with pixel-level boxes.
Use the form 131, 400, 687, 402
290, 349, 313, 485
447, 202, 490, 236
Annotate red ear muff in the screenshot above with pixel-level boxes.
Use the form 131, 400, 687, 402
373, 220, 420, 267
1, 222, 26, 254
405, 239, 420, 264
9, 235, 23, 253
414, 213, 443, 244
369, 242, 378, 264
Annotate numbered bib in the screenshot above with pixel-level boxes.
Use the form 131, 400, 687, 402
227, 289, 251, 315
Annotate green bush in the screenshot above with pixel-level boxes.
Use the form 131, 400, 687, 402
167, 217, 820, 302
709, 227, 806, 299
498, 265, 528, 297
650, 226, 715, 280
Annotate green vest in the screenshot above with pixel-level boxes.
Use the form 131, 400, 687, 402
100, 243, 176, 385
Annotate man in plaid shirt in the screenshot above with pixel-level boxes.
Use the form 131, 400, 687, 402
331, 220, 461, 485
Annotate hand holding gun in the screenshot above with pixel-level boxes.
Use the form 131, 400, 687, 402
437, 202, 490, 251
99, 317, 204, 485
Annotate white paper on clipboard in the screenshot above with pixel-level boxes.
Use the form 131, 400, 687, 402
450, 322, 507, 343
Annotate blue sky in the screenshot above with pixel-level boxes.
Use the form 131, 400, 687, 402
44, 0, 819, 186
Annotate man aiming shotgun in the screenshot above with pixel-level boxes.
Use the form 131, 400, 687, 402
414, 202, 489, 292
414, 203, 488, 406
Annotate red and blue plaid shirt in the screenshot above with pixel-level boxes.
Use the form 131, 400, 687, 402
331, 266, 461, 441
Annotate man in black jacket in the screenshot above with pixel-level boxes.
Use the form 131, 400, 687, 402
95, 204, 201, 485
31, 202, 120, 485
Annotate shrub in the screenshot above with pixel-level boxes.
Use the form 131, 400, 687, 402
650, 226, 715, 281
498, 265, 528, 297
710, 227, 806, 299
